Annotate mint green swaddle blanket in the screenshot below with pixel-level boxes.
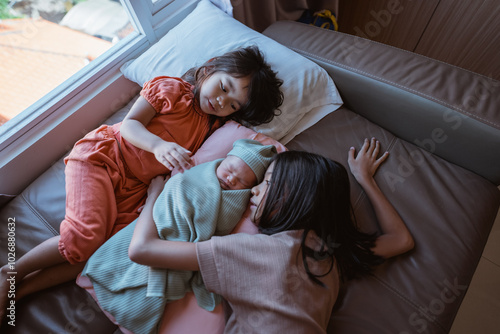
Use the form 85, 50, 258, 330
82, 139, 277, 334
82, 159, 250, 334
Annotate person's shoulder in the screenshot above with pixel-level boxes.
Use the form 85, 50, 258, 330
270, 230, 304, 247
140, 76, 195, 111
143, 76, 193, 93
218, 230, 303, 249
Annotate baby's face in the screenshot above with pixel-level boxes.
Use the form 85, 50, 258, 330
216, 155, 257, 190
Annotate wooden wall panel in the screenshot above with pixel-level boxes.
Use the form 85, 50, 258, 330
337, 0, 500, 80
414, 0, 500, 80
338, 0, 440, 51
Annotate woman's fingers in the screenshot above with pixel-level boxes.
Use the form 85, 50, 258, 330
371, 138, 380, 158
348, 146, 356, 162
348, 138, 389, 172
377, 151, 390, 164
361, 138, 370, 153
363, 138, 386, 160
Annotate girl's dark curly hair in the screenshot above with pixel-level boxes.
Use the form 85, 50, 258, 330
182, 45, 284, 126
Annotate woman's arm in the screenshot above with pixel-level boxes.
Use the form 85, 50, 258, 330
120, 96, 193, 172
128, 176, 199, 271
348, 138, 414, 258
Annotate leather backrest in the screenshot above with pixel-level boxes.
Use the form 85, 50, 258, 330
263, 21, 500, 184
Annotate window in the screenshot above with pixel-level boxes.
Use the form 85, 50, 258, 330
0, 0, 197, 196
0, 0, 135, 127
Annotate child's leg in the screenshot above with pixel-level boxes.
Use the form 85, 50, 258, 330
1, 152, 146, 321
59, 159, 147, 262
59, 159, 119, 264
0, 236, 65, 319
1, 159, 118, 319
16, 261, 86, 300
12, 236, 64, 278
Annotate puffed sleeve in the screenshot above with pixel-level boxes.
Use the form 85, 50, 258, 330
140, 76, 194, 115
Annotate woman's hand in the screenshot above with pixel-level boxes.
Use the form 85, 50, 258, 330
130, 173, 199, 271
138, 175, 168, 213
348, 138, 414, 258
152, 141, 193, 172
348, 138, 389, 185
147, 175, 169, 199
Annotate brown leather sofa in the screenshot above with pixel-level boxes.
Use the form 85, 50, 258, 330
1, 21, 499, 333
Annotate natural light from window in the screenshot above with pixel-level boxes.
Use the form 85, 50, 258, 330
0, 0, 134, 126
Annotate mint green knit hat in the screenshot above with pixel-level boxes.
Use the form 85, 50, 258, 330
227, 139, 277, 183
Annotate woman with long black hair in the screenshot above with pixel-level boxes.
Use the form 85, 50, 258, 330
129, 137, 414, 333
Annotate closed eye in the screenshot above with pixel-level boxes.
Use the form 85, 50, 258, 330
220, 82, 226, 92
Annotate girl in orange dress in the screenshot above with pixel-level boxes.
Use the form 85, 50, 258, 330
0, 46, 284, 316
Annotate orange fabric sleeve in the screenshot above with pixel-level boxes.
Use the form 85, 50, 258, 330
140, 76, 195, 115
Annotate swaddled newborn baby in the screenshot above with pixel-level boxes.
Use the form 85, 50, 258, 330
82, 139, 277, 334
216, 138, 274, 190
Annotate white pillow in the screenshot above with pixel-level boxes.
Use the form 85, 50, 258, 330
121, 0, 343, 142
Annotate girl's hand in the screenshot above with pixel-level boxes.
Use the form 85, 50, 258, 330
120, 97, 193, 172
153, 141, 193, 172
348, 138, 389, 185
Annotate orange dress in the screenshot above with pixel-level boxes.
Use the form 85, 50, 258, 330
59, 77, 215, 264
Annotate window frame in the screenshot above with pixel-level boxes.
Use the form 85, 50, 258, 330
0, 32, 145, 154
151, 0, 176, 15
0, 0, 199, 195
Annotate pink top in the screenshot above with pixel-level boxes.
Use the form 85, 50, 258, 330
197, 230, 339, 333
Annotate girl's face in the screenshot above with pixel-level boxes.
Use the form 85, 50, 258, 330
216, 156, 257, 190
199, 71, 250, 117
249, 162, 275, 223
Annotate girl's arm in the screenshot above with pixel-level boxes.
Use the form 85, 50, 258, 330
120, 96, 193, 172
348, 138, 414, 259
128, 176, 199, 271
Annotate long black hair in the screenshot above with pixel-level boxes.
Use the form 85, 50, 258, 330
182, 45, 284, 126
257, 151, 384, 283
